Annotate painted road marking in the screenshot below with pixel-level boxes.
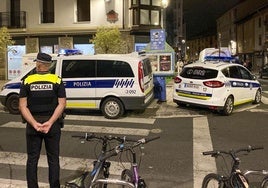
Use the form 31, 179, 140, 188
193, 116, 216, 188
1, 122, 151, 136
0, 151, 130, 187
0, 121, 148, 187
65, 115, 155, 124
0, 151, 130, 175
0, 178, 48, 188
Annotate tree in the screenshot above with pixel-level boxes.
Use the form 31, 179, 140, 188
0, 27, 14, 53
91, 26, 128, 54
0, 27, 14, 79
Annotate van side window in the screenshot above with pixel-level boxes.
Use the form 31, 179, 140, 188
143, 58, 152, 76
97, 60, 134, 77
61, 60, 95, 78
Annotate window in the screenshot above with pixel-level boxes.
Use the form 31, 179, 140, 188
141, 0, 150, 5
238, 66, 252, 80
97, 60, 134, 77
130, 0, 161, 26
152, 0, 161, 6
143, 58, 152, 76
61, 60, 95, 78
229, 66, 241, 79
140, 9, 150, 25
180, 68, 218, 79
77, 0, 90, 22
42, 0, 54, 23
259, 34, 262, 46
151, 10, 159, 25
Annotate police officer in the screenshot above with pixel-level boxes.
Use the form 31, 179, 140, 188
19, 52, 66, 188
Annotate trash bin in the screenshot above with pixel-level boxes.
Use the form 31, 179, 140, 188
153, 76, 166, 102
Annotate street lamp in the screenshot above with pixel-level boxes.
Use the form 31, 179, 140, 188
161, 0, 169, 8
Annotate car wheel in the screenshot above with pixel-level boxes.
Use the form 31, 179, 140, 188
6, 94, 20, 114
253, 89, 262, 104
101, 97, 124, 119
221, 96, 234, 116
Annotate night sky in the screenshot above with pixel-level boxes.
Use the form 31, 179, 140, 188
184, 0, 242, 39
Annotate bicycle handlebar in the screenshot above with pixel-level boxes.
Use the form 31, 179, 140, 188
72, 132, 139, 143
99, 135, 160, 162
202, 145, 264, 157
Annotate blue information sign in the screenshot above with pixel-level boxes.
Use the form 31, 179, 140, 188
150, 29, 166, 50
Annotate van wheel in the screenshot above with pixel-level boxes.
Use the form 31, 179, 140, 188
6, 94, 20, 114
101, 97, 124, 119
221, 96, 234, 116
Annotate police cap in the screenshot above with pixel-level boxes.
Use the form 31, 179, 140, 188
34, 53, 52, 63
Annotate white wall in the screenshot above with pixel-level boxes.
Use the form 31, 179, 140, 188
19, 0, 125, 33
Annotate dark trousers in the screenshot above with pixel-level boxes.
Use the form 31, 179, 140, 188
26, 122, 61, 188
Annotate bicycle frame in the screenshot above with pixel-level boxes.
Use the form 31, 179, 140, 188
128, 147, 145, 187
69, 133, 160, 188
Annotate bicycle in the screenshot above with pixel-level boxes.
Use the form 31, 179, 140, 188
243, 169, 268, 188
201, 145, 264, 188
64, 133, 160, 188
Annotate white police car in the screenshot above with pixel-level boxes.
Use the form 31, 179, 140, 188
173, 61, 262, 115
0, 51, 154, 119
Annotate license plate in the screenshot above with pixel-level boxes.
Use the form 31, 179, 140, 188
184, 83, 199, 89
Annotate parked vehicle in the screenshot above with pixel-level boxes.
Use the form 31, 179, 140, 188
173, 61, 262, 115
0, 52, 154, 119
259, 64, 268, 78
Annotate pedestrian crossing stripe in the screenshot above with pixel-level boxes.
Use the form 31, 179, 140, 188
1, 122, 151, 136
65, 114, 156, 124
0, 151, 130, 175
0, 178, 48, 188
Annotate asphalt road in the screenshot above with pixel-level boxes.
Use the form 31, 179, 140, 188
0, 101, 268, 187
0, 78, 268, 187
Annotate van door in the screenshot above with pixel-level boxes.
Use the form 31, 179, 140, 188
95, 59, 135, 107
61, 59, 96, 109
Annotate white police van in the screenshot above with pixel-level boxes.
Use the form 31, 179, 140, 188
0, 51, 154, 119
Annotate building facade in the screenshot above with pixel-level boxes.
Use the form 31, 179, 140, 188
0, 0, 170, 79
217, 0, 268, 72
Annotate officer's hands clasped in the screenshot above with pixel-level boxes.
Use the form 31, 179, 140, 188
35, 121, 52, 134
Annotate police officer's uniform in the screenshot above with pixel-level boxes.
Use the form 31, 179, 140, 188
19, 53, 66, 188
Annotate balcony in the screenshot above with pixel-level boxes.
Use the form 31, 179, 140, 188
0, 11, 26, 29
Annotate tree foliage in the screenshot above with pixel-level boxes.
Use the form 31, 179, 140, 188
91, 26, 128, 54
0, 27, 14, 53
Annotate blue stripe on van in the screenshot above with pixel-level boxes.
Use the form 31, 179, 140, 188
64, 79, 135, 89
4, 82, 21, 89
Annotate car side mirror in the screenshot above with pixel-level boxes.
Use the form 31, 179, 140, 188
252, 74, 257, 80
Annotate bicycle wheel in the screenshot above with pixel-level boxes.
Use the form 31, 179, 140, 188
202, 173, 224, 188
261, 176, 268, 188
121, 169, 134, 188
